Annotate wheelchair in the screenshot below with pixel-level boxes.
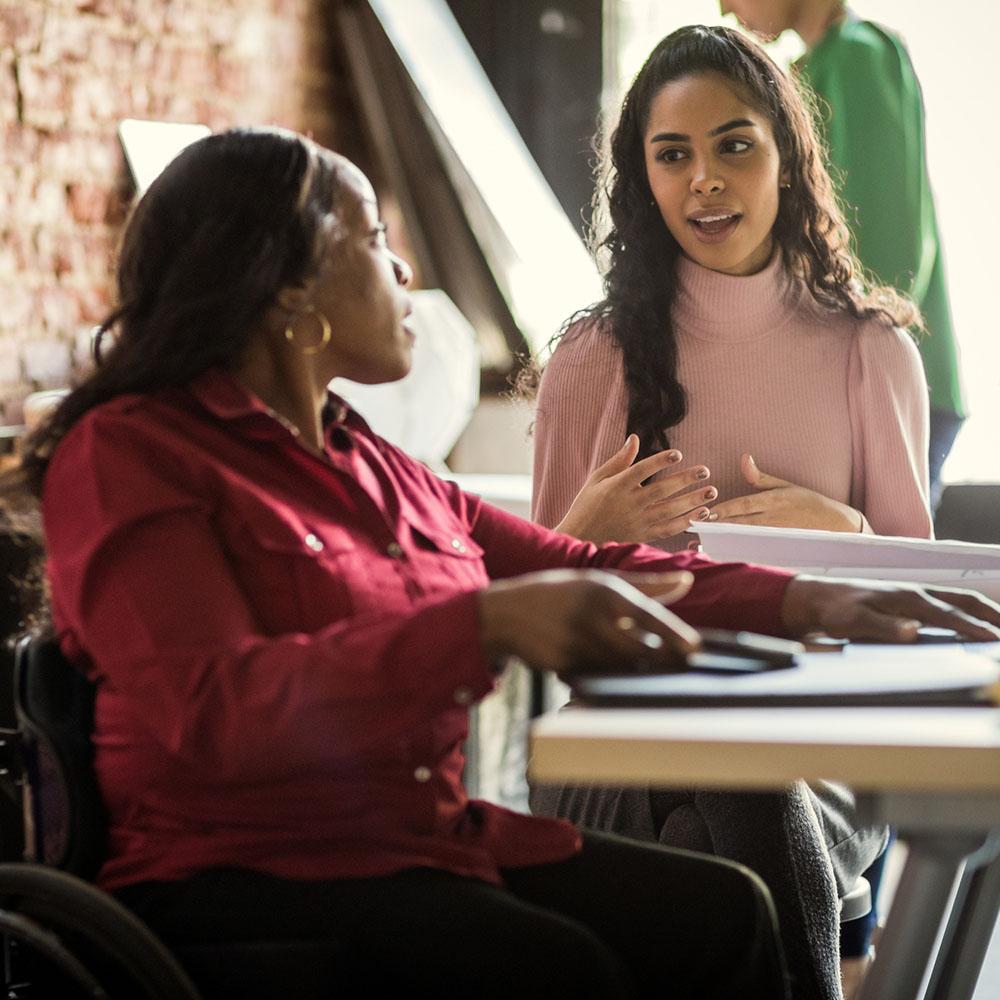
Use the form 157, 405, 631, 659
0, 633, 340, 999
0, 632, 200, 997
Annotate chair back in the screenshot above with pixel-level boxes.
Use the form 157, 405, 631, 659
13, 633, 106, 879
8, 635, 335, 998
934, 484, 1000, 543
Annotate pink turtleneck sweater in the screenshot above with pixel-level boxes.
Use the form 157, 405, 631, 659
532, 253, 932, 549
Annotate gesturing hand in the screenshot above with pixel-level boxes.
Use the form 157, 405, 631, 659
709, 454, 863, 533
782, 576, 1000, 643
477, 568, 700, 676
555, 435, 718, 545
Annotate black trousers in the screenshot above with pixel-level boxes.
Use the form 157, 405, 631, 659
529, 780, 886, 1000
116, 830, 789, 1000
928, 407, 964, 509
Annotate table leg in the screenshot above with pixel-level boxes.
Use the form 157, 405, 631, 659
924, 832, 1000, 1000
857, 833, 983, 1000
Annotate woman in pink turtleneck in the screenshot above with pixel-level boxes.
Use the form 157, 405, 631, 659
532, 27, 931, 552
529, 25, 929, 1000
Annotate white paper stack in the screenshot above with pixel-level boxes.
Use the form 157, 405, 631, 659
694, 523, 1000, 601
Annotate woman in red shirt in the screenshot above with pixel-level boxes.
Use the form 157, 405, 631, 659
19, 128, 1000, 999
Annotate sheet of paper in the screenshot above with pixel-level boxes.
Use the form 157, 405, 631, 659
790, 567, 1000, 602
694, 522, 1000, 570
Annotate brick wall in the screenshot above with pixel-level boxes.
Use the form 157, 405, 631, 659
0, 0, 347, 424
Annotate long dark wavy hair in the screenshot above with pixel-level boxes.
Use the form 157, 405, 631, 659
16, 126, 344, 498
563, 24, 919, 457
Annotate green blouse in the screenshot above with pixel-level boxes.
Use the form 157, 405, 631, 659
798, 13, 965, 417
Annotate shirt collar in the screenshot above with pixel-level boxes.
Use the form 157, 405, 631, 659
190, 369, 353, 428
188, 369, 361, 446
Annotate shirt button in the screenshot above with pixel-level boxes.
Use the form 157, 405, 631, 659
386, 541, 404, 559
453, 686, 473, 705
304, 533, 324, 552
450, 538, 467, 553
413, 765, 432, 783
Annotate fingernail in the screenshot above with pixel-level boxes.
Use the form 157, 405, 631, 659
667, 451, 681, 463
696, 467, 709, 480
708, 513, 719, 521
697, 509, 710, 520
747, 454, 756, 467
704, 488, 716, 500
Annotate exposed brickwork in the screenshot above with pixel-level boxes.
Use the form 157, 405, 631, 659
0, 0, 346, 423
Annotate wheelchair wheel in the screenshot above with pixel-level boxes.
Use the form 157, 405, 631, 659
0, 863, 201, 999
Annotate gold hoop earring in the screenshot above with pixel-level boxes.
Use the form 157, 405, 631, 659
284, 306, 331, 356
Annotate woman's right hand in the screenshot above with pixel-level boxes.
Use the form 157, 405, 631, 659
477, 568, 700, 676
554, 435, 717, 545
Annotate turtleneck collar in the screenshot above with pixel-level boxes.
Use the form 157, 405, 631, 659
672, 249, 798, 342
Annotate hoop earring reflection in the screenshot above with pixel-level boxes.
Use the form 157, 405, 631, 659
284, 306, 331, 356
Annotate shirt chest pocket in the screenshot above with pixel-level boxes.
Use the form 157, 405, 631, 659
404, 520, 488, 596
220, 509, 362, 633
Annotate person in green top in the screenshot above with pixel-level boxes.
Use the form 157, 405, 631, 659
720, 1, 965, 509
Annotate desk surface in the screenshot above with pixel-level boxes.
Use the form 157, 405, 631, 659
529, 706, 1000, 794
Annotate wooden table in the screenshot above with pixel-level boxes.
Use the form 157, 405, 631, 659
530, 704, 1000, 1000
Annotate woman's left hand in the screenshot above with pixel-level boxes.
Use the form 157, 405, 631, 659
709, 454, 864, 532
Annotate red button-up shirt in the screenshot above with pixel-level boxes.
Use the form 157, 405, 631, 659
42, 371, 792, 891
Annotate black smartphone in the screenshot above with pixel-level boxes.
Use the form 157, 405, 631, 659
685, 629, 804, 674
